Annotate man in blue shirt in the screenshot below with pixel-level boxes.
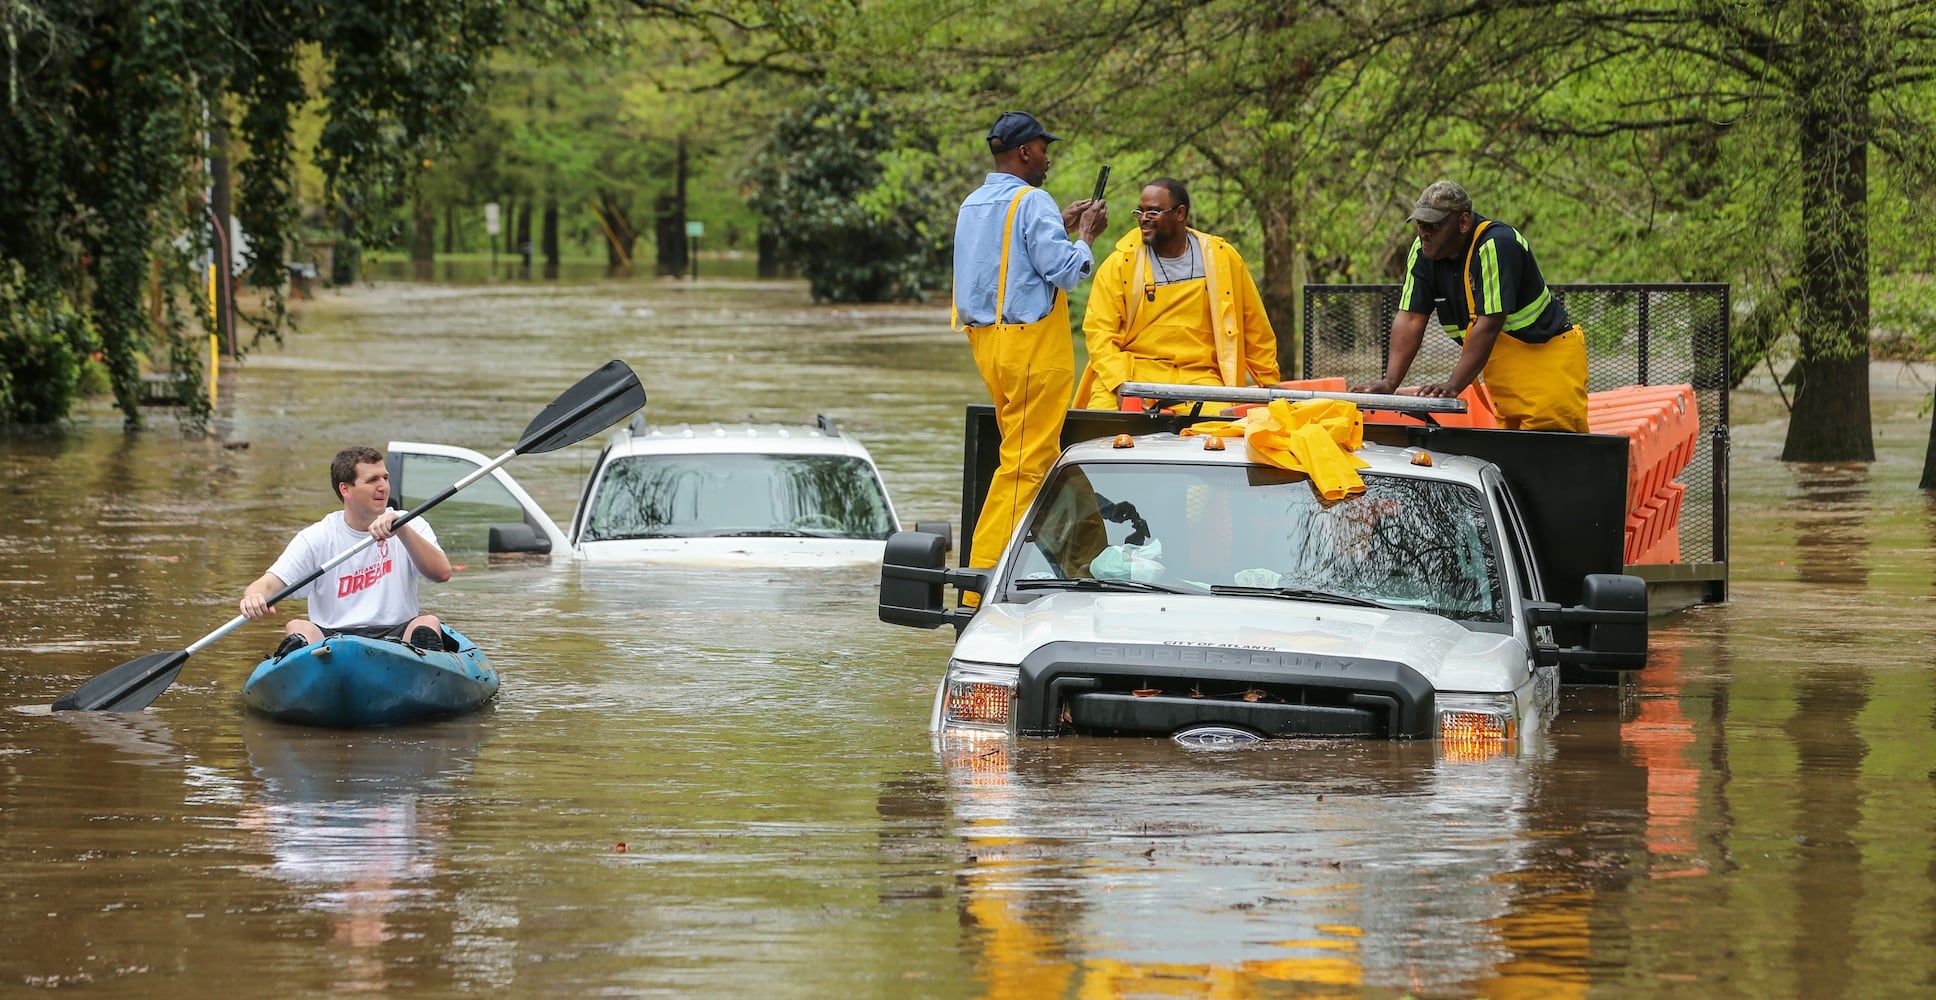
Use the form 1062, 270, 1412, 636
954, 111, 1108, 571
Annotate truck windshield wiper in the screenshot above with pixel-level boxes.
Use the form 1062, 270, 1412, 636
711, 529, 811, 538
1013, 577, 1192, 595
1209, 584, 1398, 610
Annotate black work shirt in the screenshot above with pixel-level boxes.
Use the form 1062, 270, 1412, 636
1397, 215, 1571, 344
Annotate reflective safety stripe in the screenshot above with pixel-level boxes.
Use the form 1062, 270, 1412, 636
1478, 238, 1501, 315
1399, 239, 1420, 309
1504, 285, 1550, 332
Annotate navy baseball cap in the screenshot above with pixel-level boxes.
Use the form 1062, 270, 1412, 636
987, 111, 1060, 153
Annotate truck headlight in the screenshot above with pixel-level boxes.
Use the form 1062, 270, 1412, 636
941, 660, 1018, 732
1436, 693, 1519, 743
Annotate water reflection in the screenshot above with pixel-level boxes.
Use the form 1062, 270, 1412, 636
1784, 664, 1869, 999
236, 717, 493, 992
938, 736, 1603, 996
56, 707, 187, 768
1787, 463, 1872, 587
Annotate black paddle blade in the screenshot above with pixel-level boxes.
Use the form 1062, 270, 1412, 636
516, 360, 645, 455
50, 651, 190, 712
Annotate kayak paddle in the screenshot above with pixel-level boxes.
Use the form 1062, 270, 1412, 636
51, 359, 646, 712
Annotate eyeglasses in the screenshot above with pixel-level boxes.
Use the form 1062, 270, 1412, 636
1128, 206, 1181, 221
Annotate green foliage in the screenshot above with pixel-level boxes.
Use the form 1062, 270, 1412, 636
744, 88, 951, 303
0, 0, 505, 428
0, 260, 95, 424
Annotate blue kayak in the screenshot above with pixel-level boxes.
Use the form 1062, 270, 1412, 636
242, 627, 499, 727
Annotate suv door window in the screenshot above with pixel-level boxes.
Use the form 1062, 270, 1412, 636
392, 452, 545, 557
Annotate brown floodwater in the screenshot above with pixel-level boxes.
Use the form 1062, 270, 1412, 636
3, 274, 1934, 997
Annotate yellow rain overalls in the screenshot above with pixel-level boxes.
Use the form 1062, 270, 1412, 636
1460, 221, 1589, 432
1075, 229, 1279, 410
959, 188, 1076, 570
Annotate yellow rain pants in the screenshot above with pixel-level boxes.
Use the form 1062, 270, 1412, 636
1482, 325, 1589, 431
964, 189, 1075, 570
1460, 220, 1590, 433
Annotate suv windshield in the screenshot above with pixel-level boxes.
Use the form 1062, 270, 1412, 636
583, 453, 894, 541
1011, 461, 1502, 621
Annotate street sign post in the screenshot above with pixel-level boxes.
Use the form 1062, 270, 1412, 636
685, 220, 704, 280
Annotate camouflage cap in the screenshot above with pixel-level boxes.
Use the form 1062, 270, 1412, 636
1406, 180, 1472, 224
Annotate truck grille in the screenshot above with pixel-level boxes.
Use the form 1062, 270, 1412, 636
1014, 641, 1435, 739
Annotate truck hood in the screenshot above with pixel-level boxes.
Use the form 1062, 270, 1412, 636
952, 593, 1529, 693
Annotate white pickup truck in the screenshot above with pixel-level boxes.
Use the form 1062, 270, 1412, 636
879, 387, 1647, 748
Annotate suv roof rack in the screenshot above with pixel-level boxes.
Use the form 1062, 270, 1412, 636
1115, 382, 1467, 418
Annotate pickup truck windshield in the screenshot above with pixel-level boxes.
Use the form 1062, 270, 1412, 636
583, 454, 895, 541
1012, 461, 1503, 622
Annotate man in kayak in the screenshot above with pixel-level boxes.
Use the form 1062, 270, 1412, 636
1351, 180, 1589, 432
238, 446, 453, 656
1075, 177, 1279, 410
953, 110, 1107, 573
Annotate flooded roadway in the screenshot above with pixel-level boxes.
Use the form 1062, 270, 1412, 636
3, 269, 1934, 997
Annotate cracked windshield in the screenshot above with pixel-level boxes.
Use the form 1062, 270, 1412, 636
5, 1, 1936, 997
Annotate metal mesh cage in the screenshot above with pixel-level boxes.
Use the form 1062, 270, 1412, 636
1302, 283, 1730, 580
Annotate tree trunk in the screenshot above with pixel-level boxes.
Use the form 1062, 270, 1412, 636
443, 202, 455, 256
656, 137, 690, 277
1922, 400, 1936, 489
1781, 1, 1874, 462
599, 191, 636, 275
541, 197, 560, 280
516, 203, 532, 278
411, 197, 435, 281
332, 201, 359, 286
757, 224, 782, 279
1256, 189, 1300, 380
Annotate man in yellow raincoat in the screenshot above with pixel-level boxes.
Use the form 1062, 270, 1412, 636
1352, 180, 1589, 432
1075, 178, 1280, 410
953, 111, 1109, 571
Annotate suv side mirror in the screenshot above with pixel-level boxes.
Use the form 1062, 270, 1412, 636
489, 522, 552, 554
1528, 573, 1648, 671
879, 530, 987, 630
913, 521, 954, 554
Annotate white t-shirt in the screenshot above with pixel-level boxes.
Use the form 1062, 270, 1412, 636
266, 511, 441, 630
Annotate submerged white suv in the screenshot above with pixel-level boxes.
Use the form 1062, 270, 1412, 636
387, 414, 906, 566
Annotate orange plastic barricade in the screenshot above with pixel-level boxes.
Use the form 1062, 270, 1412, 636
1590, 385, 1697, 513
1589, 384, 1696, 566
1624, 481, 1685, 564
1230, 378, 1697, 564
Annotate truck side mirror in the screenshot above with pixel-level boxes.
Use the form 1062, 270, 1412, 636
1528, 573, 1648, 671
880, 531, 986, 630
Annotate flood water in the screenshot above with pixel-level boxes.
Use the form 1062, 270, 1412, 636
3, 274, 1935, 997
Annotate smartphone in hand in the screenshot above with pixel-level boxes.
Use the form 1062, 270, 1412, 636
1091, 165, 1111, 204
